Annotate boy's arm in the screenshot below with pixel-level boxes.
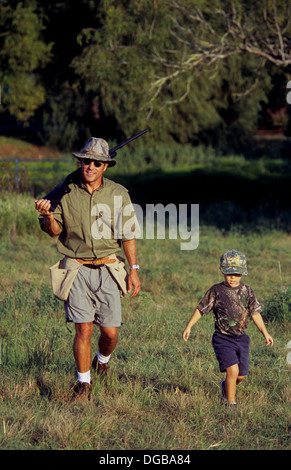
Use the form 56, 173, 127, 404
252, 313, 274, 346
182, 308, 202, 342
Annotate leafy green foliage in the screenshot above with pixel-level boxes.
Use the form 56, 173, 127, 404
0, 1, 52, 122
71, 0, 291, 147
262, 288, 291, 323
0, 1, 291, 148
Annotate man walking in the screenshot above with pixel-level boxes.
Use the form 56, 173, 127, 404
35, 137, 141, 402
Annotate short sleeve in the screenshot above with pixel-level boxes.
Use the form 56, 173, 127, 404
197, 288, 216, 315
247, 286, 262, 317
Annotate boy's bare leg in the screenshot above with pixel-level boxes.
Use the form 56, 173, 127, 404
225, 364, 244, 403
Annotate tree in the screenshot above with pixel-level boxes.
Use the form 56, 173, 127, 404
72, 0, 291, 146
0, 1, 53, 123
148, 0, 291, 101
36, 1, 98, 149
1, 1, 290, 148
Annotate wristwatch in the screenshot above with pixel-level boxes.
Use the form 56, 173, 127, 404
130, 264, 140, 270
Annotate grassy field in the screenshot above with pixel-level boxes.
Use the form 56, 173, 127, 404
0, 192, 290, 451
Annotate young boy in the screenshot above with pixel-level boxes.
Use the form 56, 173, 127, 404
182, 250, 274, 410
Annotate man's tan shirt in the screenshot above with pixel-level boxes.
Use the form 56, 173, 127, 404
40, 176, 138, 259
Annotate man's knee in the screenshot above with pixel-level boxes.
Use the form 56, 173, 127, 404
100, 326, 119, 341
75, 322, 94, 340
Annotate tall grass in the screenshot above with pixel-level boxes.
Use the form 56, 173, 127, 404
0, 193, 290, 450
0, 192, 43, 239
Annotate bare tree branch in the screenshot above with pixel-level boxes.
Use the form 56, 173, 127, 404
147, 0, 291, 104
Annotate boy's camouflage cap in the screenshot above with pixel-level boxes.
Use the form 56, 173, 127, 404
220, 250, 248, 275
72, 137, 117, 167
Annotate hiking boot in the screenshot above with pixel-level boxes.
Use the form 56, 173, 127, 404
92, 355, 110, 376
71, 381, 91, 404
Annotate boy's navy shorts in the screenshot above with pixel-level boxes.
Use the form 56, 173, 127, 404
212, 331, 250, 375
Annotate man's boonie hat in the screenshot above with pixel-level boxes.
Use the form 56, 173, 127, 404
72, 137, 116, 167
220, 250, 248, 275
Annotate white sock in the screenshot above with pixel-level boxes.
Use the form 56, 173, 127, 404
97, 351, 111, 364
77, 370, 91, 384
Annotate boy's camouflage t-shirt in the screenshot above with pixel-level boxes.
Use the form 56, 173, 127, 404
197, 282, 262, 336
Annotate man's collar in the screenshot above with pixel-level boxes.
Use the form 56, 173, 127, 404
79, 175, 106, 192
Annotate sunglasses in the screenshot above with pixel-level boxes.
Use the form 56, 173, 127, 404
81, 158, 104, 167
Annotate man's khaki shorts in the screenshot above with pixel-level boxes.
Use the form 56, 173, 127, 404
64, 265, 122, 327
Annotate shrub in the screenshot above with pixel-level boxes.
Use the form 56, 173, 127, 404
262, 288, 291, 323
0, 192, 41, 238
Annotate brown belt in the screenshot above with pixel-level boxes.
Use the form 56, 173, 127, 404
76, 256, 115, 266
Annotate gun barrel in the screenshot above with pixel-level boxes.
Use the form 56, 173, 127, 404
109, 129, 147, 157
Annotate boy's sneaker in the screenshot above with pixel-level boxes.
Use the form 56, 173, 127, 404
220, 380, 238, 412
220, 379, 227, 401
228, 402, 237, 411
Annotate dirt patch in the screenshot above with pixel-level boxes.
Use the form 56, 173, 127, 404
0, 140, 63, 160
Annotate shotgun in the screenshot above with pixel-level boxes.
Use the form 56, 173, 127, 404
109, 129, 147, 157
41, 129, 148, 211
